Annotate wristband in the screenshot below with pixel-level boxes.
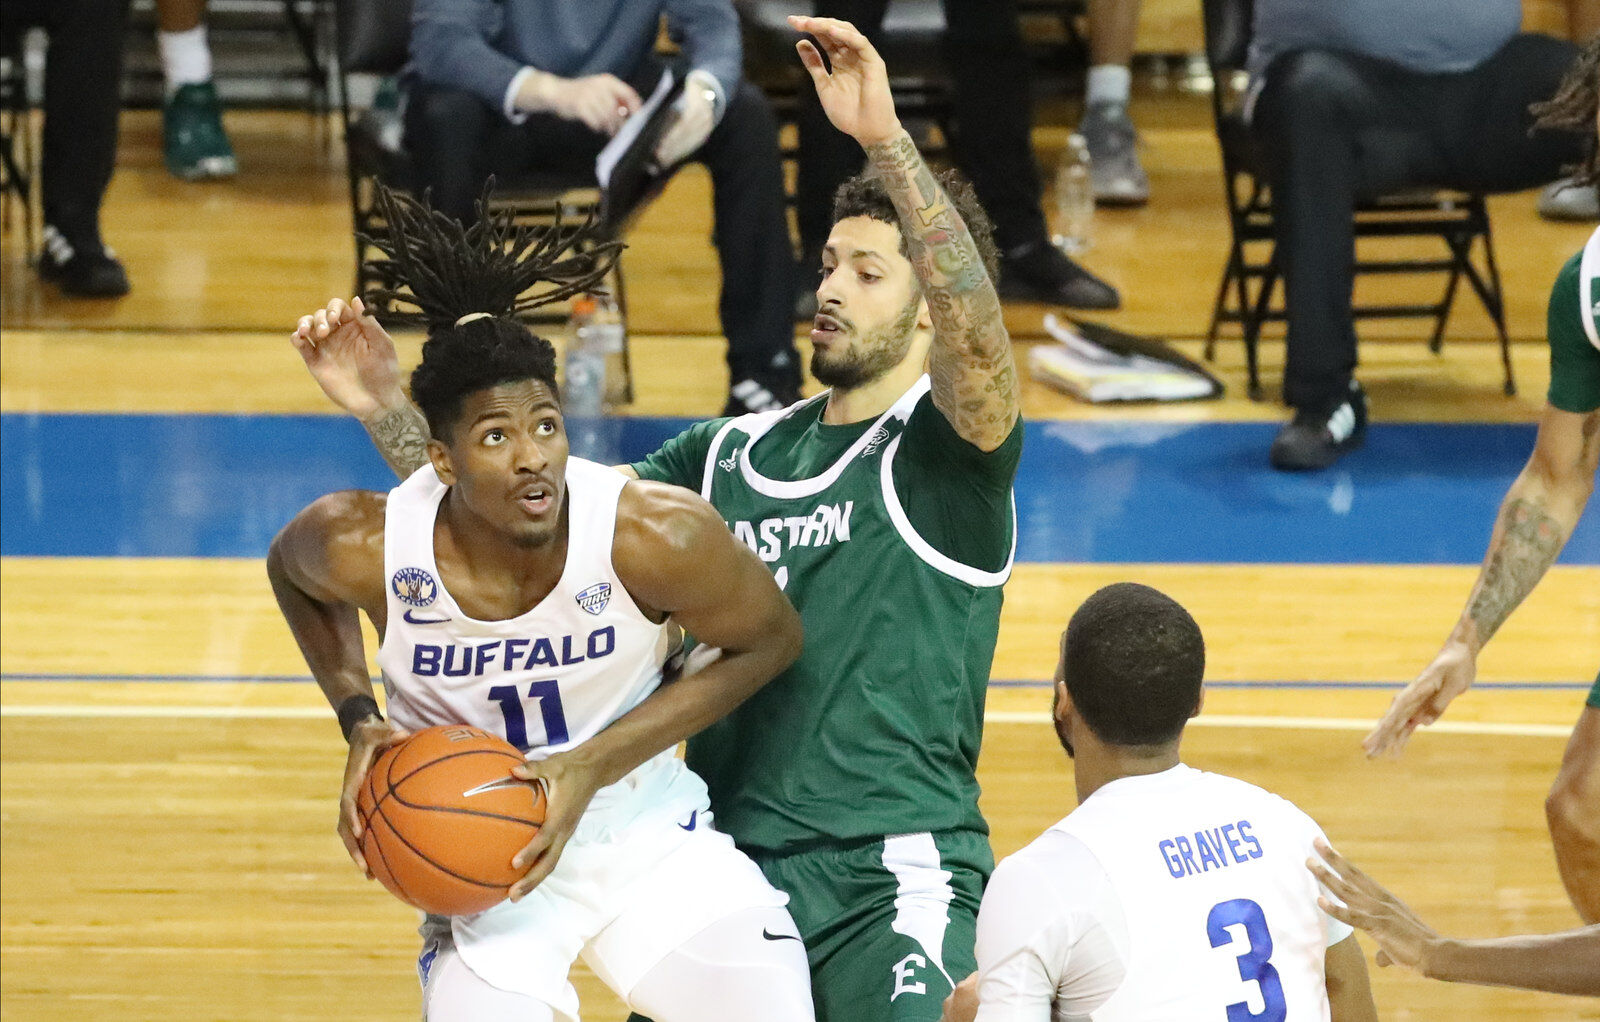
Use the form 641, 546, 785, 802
337, 694, 383, 742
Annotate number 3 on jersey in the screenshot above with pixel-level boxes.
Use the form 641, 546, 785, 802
1207, 899, 1287, 1022
488, 681, 569, 750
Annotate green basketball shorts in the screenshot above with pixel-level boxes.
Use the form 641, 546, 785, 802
751, 829, 992, 1022
1587, 668, 1599, 709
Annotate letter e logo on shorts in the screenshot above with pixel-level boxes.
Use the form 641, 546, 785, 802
890, 953, 927, 1002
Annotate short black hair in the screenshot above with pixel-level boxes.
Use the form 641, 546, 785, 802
410, 319, 560, 442
358, 183, 621, 439
831, 168, 1001, 282
1063, 583, 1205, 747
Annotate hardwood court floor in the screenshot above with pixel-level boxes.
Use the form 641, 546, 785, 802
3, 91, 1599, 1021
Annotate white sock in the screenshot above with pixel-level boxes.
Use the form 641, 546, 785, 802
159, 26, 213, 92
1085, 64, 1131, 109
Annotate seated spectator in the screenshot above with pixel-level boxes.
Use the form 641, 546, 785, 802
1248, 0, 1585, 470
4, 0, 131, 297
793, 0, 1121, 315
1080, 0, 1149, 206
156, 0, 236, 181
406, 0, 801, 416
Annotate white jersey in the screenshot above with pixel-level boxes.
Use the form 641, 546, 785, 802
376, 458, 678, 761
973, 764, 1352, 1022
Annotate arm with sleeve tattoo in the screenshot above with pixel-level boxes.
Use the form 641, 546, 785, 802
865, 132, 1018, 451
789, 15, 1018, 452
1365, 405, 1600, 756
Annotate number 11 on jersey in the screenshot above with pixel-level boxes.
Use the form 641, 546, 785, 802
488, 681, 570, 750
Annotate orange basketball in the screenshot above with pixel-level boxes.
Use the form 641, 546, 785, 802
355, 724, 545, 916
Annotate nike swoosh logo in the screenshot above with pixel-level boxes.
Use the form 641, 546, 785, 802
678, 810, 698, 831
762, 929, 802, 943
461, 776, 526, 798
403, 610, 451, 625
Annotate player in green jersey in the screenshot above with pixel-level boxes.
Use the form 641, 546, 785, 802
289, 18, 1020, 1020
1364, 37, 1600, 925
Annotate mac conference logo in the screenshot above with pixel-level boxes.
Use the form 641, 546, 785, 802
392, 567, 439, 607
575, 582, 611, 616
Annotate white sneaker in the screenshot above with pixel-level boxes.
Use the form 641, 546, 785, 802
1538, 178, 1599, 222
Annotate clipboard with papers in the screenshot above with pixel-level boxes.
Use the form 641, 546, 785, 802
595, 69, 686, 236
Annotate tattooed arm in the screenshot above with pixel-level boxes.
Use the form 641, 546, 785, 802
790, 16, 1017, 452
361, 404, 432, 479
1364, 404, 1600, 756
292, 297, 433, 479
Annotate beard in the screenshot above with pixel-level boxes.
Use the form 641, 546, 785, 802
810, 292, 921, 390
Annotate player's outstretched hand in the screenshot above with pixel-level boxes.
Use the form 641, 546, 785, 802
1309, 839, 1439, 974
1363, 640, 1476, 758
338, 716, 412, 878
788, 16, 901, 146
506, 749, 606, 900
291, 296, 406, 421
940, 973, 979, 1022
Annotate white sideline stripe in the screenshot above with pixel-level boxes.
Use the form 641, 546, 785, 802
0, 704, 1570, 736
985, 710, 1569, 738
0, 705, 327, 719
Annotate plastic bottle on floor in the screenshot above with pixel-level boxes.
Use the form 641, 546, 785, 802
1053, 134, 1094, 255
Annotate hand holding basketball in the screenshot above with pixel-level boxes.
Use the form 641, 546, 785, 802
355, 726, 548, 916
508, 748, 607, 900
339, 715, 412, 876
1363, 640, 1476, 758
291, 296, 406, 420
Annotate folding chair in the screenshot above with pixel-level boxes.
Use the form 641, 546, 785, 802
331, 0, 633, 397
1199, 0, 1515, 400
0, 25, 37, 256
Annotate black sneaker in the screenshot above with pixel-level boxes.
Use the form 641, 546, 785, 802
723, 377, 799, 417
1270, 381, 1367, 471
38, 226, 130, 298
997, 240, 1120, 309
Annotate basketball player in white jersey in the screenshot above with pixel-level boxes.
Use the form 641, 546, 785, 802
942, 583, 1377, 1022
267, 195, 815, 1022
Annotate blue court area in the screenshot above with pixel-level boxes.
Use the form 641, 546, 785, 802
3, 412, 1597, 564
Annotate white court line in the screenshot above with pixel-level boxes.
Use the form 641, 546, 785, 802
0, 704, 1571, 737
986, 710, 1570, 738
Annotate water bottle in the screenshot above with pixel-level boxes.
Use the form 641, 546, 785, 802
564, 295, 620, 461
586, 292, 629, 409
1053, 134, 1094, 256
565, 295, 604, 419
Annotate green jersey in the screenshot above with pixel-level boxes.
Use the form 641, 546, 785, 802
633, 378, 1022, 852
1548, 230, 1600, 415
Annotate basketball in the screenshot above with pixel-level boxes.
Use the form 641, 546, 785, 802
355, 725, 545, 916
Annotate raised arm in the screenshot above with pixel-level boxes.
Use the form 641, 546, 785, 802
1364, 404, 1600, 756
266, 489, 409, 875
790, 15, 1018, 451
292, 297, 433, 479
505, 481, 800, 897
1311, 840, 1600, 997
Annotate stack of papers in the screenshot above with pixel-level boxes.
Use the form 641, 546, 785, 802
1028, 313, 1222, 403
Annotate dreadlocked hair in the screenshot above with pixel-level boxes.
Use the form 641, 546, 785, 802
361, 182, 622, 329
1531, 33, 1600, 186
359, 183, 622, 440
